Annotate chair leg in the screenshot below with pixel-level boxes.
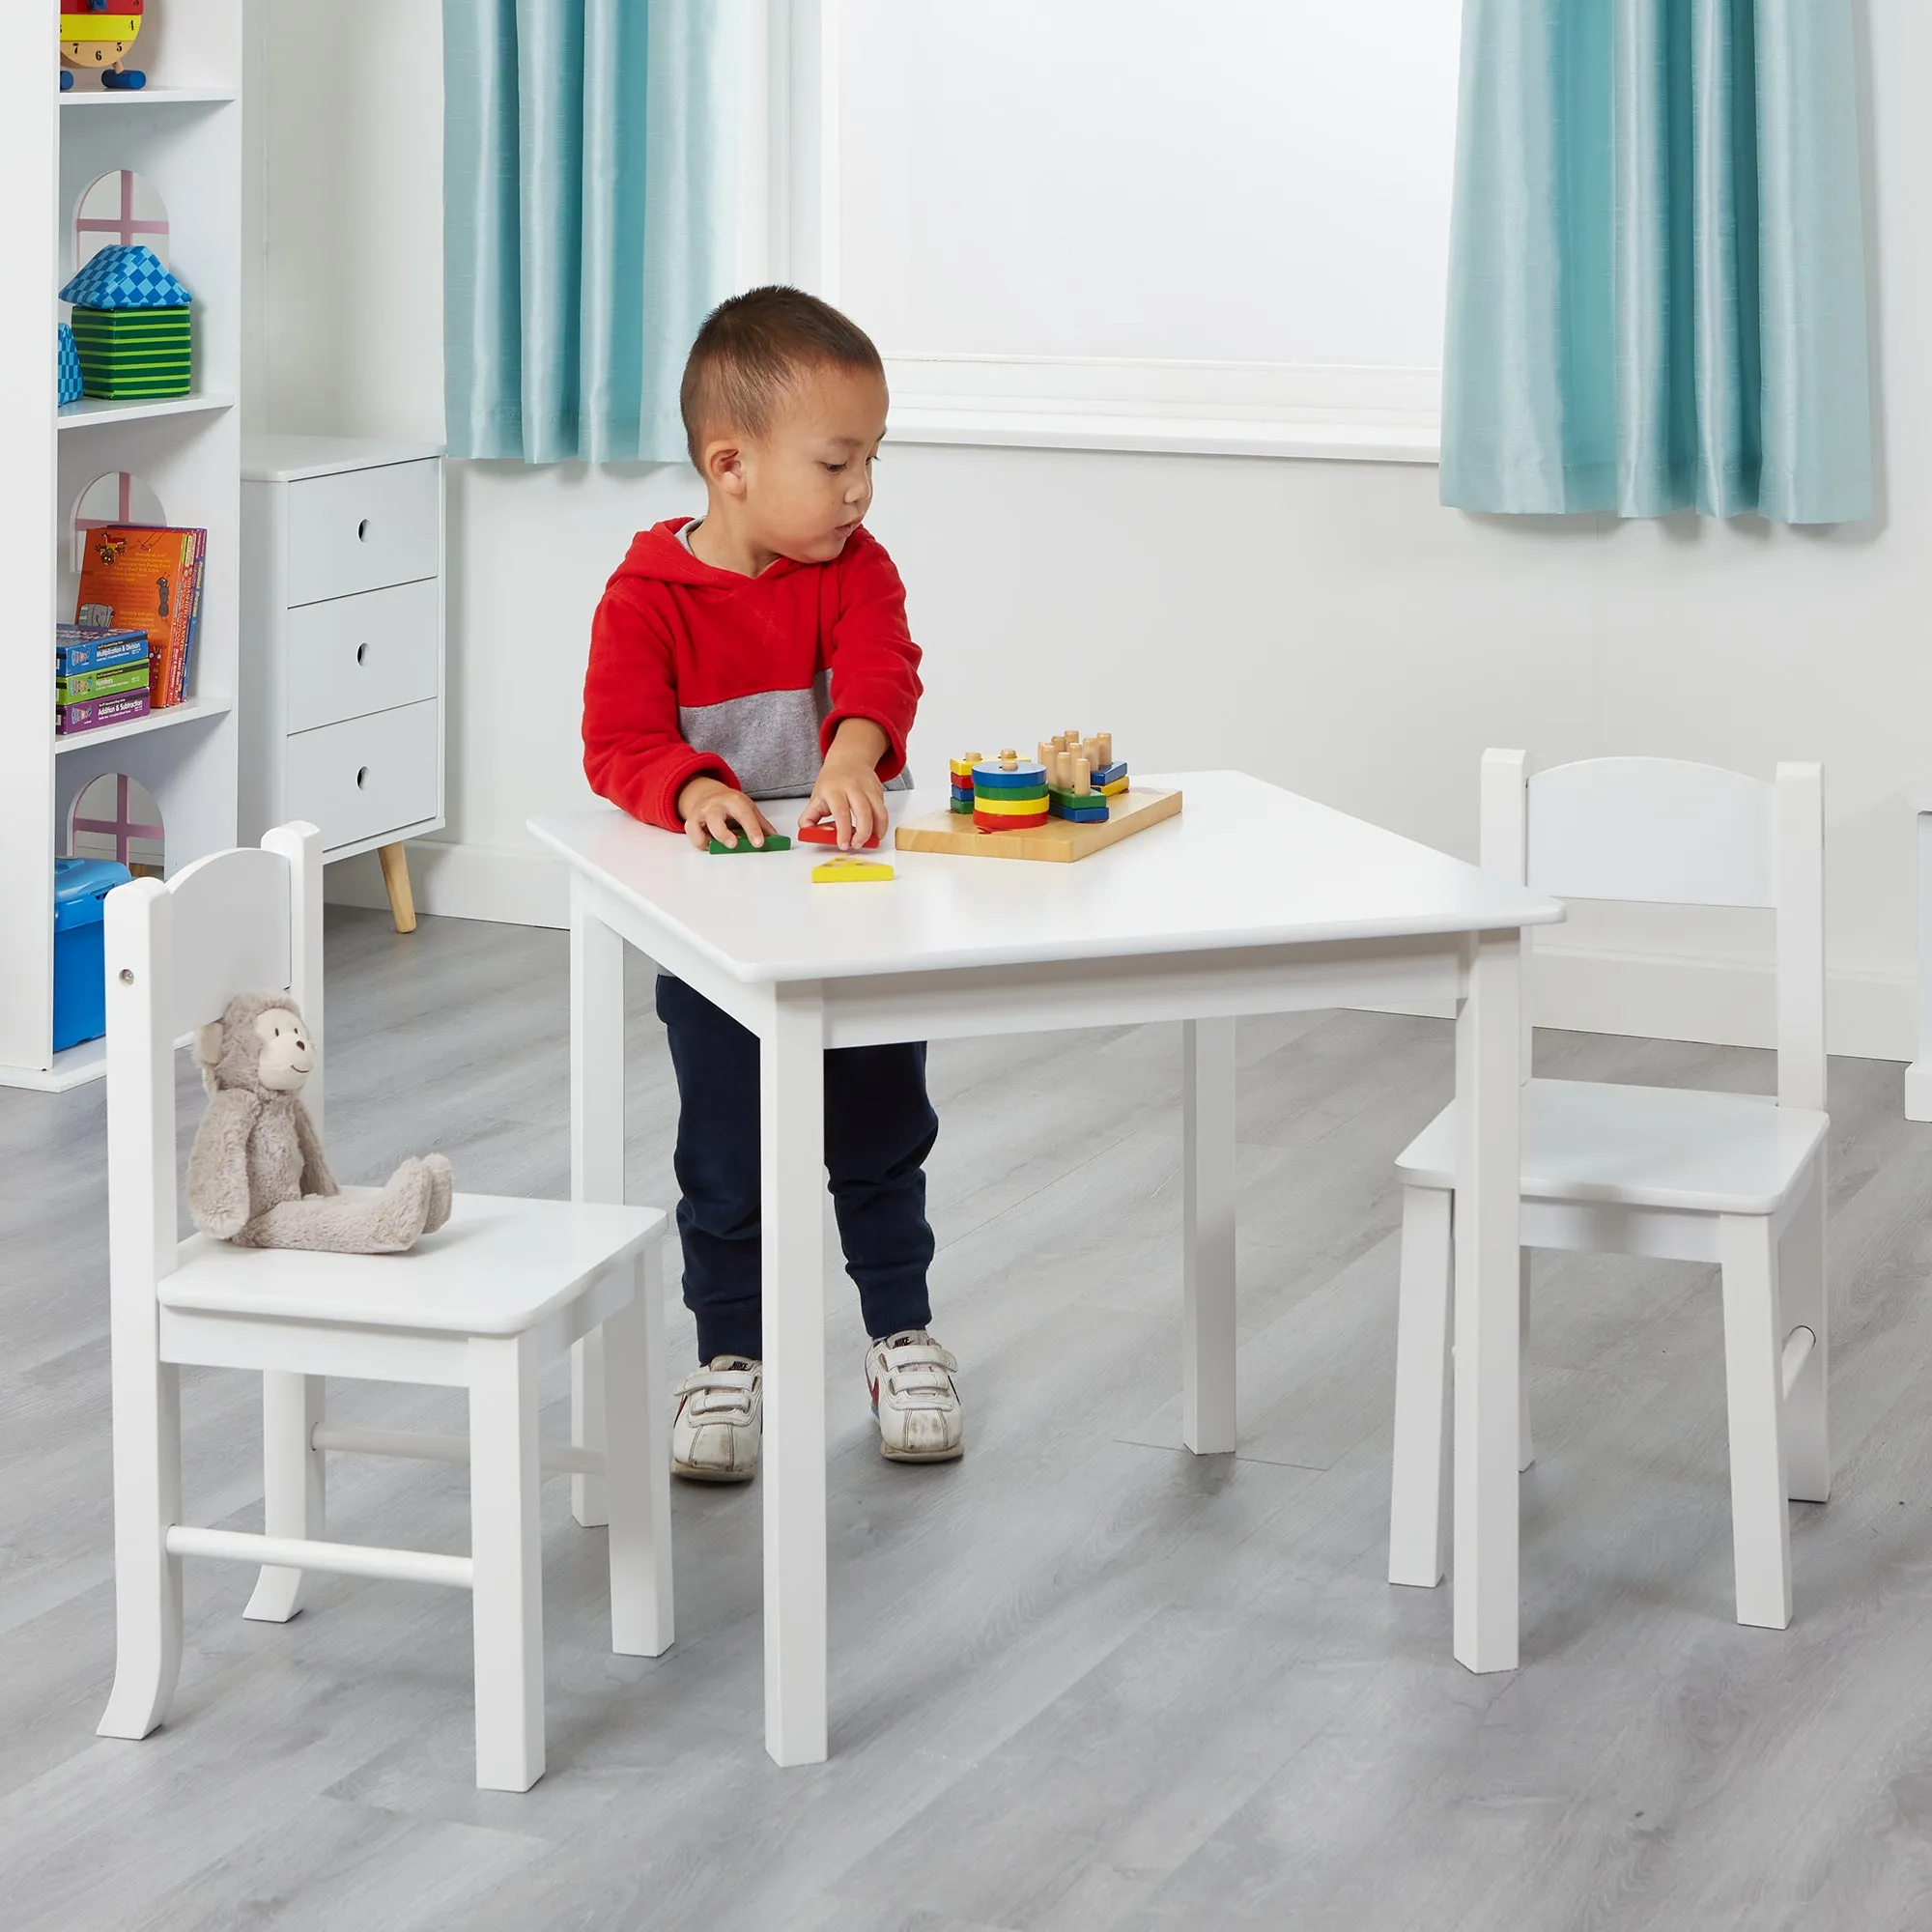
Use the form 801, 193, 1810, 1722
1779, 1154, 1831, 1504
1519, 1250, 1534, 1474
571, 1330, 609, 1528
1719, 1215, 1794, 1631
1389, 1185, 1453, 1588
469, 1337, 545, 1791
244, 1373, 326, 1622
604, 1247, 674, 1657
99, 1359, 185, 1739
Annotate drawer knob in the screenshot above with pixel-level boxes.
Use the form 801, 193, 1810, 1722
355, 642, 369, 666
356, 519, 371, 541
355, 766, 370, 790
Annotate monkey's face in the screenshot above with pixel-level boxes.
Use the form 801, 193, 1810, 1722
251, 1007, 315, 1094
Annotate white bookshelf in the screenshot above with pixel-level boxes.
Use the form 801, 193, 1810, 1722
0, 3, 242, 1090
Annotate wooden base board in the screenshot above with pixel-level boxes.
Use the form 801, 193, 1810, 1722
894, 785, 1182, 863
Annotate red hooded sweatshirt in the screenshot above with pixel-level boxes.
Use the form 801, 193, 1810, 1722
582, 518, 923, 831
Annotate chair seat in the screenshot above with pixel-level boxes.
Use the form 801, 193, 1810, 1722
1395, 1079, 1828, 1216
160, 1192, 666, 1336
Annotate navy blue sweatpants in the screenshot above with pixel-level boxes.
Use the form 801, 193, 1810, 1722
656, 974, 938, 1362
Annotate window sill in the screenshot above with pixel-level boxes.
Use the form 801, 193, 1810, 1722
885, 404, 1440, 465
879, 355, 1442, 465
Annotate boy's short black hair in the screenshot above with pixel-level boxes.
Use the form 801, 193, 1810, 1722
679, 285, 884, 466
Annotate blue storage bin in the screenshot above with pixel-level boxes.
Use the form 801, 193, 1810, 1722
53, 857, 132, 1052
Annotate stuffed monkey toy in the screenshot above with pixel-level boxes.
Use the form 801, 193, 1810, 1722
186, 990, 454, 1254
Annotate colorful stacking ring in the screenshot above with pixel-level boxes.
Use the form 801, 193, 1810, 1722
971, 762, 1049, 790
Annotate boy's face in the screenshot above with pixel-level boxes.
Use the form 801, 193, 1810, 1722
713, 364, 889, 565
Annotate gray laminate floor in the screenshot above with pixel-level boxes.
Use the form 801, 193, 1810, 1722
2, 907, 1928, 1931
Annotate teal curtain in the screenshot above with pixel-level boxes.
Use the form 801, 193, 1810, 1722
1440, 0, 1874, 524
443, 0, 738, 463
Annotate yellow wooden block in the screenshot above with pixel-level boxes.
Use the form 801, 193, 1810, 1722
970, 789, 1052, 815
1098, 775, 1129, 797
811, 857, 895, 884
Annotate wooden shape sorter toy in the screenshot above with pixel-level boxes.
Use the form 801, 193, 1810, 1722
896, 731, 1182, 864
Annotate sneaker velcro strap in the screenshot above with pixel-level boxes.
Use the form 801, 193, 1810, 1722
882, 1344, 958, 1375
679, 1367, 757, 1418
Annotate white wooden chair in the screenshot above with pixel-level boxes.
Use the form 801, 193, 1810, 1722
97, 821, 672, 1790
1387, 753, 1829, 1632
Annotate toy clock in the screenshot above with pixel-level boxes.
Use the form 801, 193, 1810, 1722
60, 1, 148, 91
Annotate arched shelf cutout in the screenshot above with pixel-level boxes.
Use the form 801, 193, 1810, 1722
71, 470, 166, 575
72, 169, 170, 279
70, 773, 164, 879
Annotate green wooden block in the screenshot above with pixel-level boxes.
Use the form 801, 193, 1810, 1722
708, 834, 791, 854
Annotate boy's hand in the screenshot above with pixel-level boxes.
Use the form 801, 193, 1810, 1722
679, 776, 777, 851
802, 719, 892, 850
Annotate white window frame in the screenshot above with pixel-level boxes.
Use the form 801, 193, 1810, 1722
743, 0, 1444, 464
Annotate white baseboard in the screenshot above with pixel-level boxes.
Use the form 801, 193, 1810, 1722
1534, 943, 1912, 1065
325, 838, 569, 928
325, 839, 1917, 1065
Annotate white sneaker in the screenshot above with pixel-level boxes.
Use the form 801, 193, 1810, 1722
670, 1356, 762, 1482
867, 1330, 963, 1463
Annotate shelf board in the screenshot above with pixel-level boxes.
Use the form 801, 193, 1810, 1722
0, 1025, 196, 1094
0, 1035, 107, 1094
55, 696, 231, 755
58, 392, 236, 433
60, 87, 238, 109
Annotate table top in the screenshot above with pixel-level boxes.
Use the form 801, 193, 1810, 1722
529, 771, 1565, 985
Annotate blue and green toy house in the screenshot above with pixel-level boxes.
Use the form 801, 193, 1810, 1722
58, 244, 192, 401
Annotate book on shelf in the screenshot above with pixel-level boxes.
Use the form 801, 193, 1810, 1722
57, 690, 152, 737
57, 662, 150, 705
54, 623, 148, 676
73, 525, 205, 710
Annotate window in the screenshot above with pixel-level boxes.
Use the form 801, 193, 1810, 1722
781, 0, 1462, 459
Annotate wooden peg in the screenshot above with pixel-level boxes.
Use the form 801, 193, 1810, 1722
1097, 731, 1113, 766
1051, 750, 1068, 789
1037, 741, 1053, 770
963, 749, 982, 766
1073, 755, 1091, 795
999, 747, 1017, 761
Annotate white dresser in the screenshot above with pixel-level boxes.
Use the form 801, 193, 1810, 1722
242, 435, 445, 931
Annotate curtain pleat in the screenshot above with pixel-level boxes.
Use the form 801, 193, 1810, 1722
443, 0, 735, 464
1440, 0, 1873, 524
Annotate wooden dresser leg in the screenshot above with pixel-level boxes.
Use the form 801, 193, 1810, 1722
377, 841, 417, 933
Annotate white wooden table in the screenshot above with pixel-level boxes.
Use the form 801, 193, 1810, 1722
530, 771, 1565, 1765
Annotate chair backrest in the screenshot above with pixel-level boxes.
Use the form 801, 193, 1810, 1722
1480, 753, 1825, 1111
104, 823, 324, 1291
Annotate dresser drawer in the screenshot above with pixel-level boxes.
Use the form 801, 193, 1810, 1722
286, 460, 440, 606
284, 579, 440, 733
284, 700, 440, 852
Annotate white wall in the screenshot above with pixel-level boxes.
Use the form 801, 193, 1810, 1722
254, 0, 1930, 1061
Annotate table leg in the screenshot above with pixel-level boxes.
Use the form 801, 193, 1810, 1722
762, 984, 828, 1766
1182, 1017, 1237, 1454
570, 878, 625, 1527
1453, 925, 1523, 1673
1908, 812, 1932, 1121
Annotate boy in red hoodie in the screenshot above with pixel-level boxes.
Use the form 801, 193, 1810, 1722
582, 287, 961, 1482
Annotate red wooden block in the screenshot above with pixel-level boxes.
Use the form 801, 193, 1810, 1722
796, 820, 883, 849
